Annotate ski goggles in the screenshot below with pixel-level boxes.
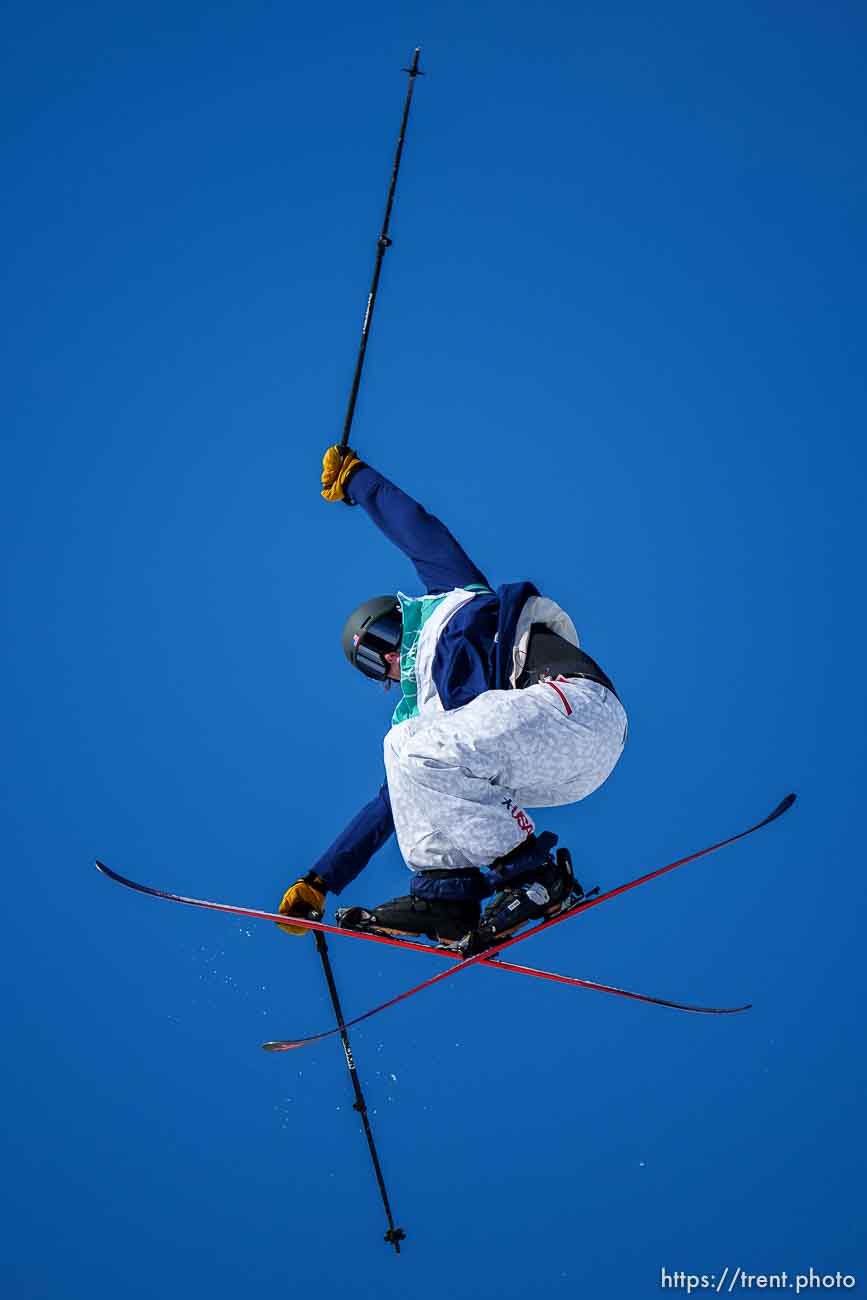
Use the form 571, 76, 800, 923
352, 606, 402, 681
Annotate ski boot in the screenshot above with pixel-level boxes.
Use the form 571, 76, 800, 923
336, 897, 481, 945
461, 840, 583, 955
335, 868, 488, 947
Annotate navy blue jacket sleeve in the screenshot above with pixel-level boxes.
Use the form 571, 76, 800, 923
310, 782, 395, 895
347, 465, 490, 594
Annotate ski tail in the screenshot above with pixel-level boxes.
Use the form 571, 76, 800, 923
487, 959, 752, 1015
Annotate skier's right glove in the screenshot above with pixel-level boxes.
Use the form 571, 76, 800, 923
321, 444, 364, 503
276, 871, 328, 936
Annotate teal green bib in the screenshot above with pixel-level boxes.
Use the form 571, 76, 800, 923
391, 592, 448, 726
391, 585, 492, 726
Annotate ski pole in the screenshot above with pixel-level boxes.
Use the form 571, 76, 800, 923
312, 931, 406, 1253
339, 47, 423, 450
313, 49, 419, 1246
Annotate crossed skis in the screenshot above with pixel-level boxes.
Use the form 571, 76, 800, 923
96, 792, 796, 1050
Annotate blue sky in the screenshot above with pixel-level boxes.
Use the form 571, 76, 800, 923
2, 2, 865, 1296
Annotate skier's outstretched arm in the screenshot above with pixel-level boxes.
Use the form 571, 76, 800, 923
323, 447, 490, 595
312, 781, 395, 893
277, 783, 395, 934
278, 780, 392, 935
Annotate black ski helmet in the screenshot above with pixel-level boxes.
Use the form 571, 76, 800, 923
342, 595, 402, 680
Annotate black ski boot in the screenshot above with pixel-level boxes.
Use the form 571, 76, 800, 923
462, 844, 581, 954
335, 868, 488, 946
336, 896, 480, 944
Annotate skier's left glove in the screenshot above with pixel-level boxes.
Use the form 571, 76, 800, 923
321, 444, 364, 503
276, 871, 328, 936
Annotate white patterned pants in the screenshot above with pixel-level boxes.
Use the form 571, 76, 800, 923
383, 679, 628, 873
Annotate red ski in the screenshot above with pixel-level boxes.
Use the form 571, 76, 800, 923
96, 793, 795, 1048
93, 860, 742, 1015
261, 794, 795, 1049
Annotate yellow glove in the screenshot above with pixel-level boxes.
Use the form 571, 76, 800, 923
276, 872, 327, 936
321, 444, 364, 503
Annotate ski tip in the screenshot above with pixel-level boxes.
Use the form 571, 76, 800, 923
95, 859, 126, 884
768, 792, 797, 822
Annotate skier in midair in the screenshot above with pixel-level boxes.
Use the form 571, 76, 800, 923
277, 446, 628, 950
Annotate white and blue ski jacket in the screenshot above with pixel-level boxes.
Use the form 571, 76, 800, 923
311, 465, 575, 893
